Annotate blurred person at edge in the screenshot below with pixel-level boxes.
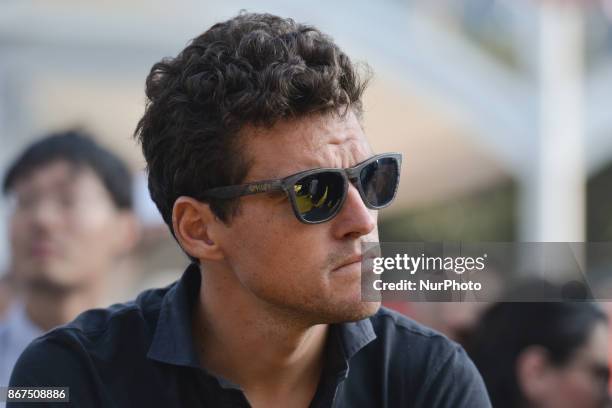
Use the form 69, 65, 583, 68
8, 13, 490, 408
468, 301, 610, 408
0, 274, 13, 318
0, 130, 139, 388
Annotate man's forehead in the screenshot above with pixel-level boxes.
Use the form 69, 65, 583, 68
585, 322, 609, 363
12, 160, 95, 193
242, 111, 372, 179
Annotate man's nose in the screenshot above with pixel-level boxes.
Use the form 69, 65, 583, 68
27, 199, 63, 231
331, 183, 377, 240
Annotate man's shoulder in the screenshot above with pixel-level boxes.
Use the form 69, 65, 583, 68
46, 283, 172, 345
7, 283, 185, 406
9, 284, 174, 385
358, 306, 491, 407
65, 284, 171, 336
366, 307, 469, 383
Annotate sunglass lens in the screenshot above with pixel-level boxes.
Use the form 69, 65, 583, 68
293, 172, 344, 222
360, 157, 399, 207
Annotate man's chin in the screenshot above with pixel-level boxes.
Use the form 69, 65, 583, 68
24, 274, 82, 295
316, 300, 381, 325
345, 300, 381, 321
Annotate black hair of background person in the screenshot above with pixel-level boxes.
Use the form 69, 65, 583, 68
2, 129, 133, 210
134, 12, 370, 263
467, 297, 608, 408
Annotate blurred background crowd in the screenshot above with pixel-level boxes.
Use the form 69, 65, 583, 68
1, 0, 612, 407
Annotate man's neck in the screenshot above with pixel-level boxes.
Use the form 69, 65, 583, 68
24, 284, 104, 332
193, 267, 329, 406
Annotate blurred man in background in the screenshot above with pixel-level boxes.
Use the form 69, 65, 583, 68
0, 274, 13, 319
468, 299, 610, 408
0, 130, 138, 387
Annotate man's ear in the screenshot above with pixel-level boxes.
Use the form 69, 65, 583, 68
516, 345, 555, 404
172, 196, 224, 261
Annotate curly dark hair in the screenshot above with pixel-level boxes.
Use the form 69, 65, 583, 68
134, 12, 370, 242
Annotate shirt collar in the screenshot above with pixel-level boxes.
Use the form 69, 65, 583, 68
147, 263, 377, 369
147, 263, 202, 368
336, 317, 377, 361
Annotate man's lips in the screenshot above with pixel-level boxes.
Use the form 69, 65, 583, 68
30, 242, 58, 258
332, 254, 363, 271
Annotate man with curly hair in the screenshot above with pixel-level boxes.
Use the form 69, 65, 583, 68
8, 12, 491, 407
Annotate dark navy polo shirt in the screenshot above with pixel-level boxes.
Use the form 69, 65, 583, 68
8, 263, 491, 407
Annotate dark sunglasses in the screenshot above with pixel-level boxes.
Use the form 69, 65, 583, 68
200, 152, 402, 224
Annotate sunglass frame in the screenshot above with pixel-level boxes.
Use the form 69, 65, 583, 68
200, 152, 402, 224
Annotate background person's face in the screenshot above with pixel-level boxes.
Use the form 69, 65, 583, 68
9, 160, 127, 292
538, 322, 610, 408
215, 111, 381, 324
